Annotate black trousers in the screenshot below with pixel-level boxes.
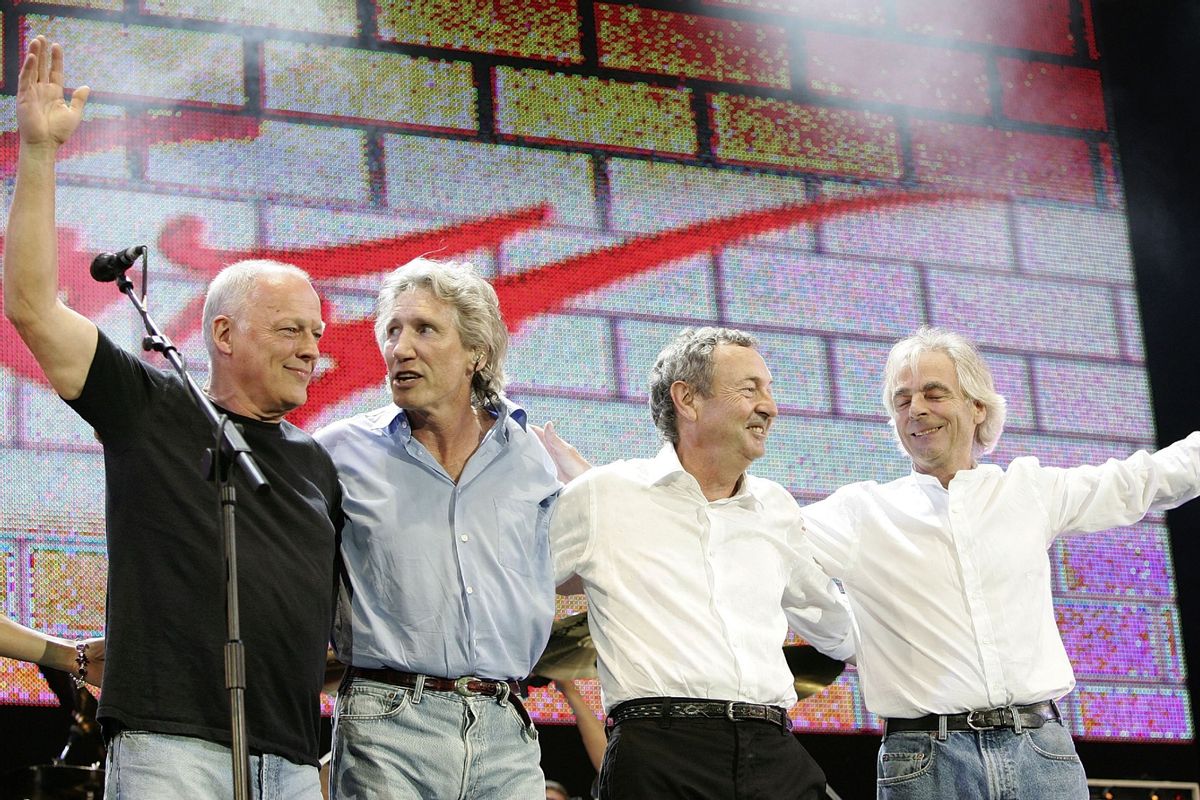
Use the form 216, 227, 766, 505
597, 716, 827, 800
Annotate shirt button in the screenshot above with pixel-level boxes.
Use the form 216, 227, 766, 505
466, 586, 474, 595
460, 534, 469, 542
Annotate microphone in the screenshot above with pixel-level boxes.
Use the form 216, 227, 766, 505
90, 245, 146, 282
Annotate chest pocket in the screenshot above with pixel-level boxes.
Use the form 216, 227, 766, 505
493, 497, 548, 576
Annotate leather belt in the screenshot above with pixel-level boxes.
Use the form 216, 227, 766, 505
607, 697, 793, 731
883, 700, 1060, 735
345, 667, 533, 730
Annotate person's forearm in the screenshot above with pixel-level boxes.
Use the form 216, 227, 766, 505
0, 617, 74, 671
3, 143, 62, 329
39, 636, 79, 673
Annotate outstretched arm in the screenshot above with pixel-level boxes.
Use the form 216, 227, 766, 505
0, 617, 104, 687
3, 35, 97, 400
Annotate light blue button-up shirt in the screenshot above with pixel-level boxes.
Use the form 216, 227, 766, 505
315, 397, 561, 680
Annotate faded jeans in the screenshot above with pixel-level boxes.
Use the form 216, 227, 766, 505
104, 730, 320, 800
330, 676, 543, 800
876, 720, 1089, 800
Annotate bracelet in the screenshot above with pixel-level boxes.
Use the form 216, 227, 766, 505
71, 641, 89, 689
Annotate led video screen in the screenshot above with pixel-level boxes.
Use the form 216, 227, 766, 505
0, 0, 1189, 741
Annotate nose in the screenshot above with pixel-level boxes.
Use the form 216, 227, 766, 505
757, 390, 778, 420
907, 394, 928, 417
389, 328, 416, 362
297, 330, 319, 361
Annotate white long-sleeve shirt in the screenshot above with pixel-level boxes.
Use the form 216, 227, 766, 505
802, 432, 1200, 719
551, 444, 854, 713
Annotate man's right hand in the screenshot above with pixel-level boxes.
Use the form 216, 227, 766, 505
4, 33, 99, 401
17, 36, 90, 149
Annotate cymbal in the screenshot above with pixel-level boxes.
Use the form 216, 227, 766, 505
531, 612, 596, 681
2, 764, 104, 799
531, 615, 846, 699
784, 645, 845, 699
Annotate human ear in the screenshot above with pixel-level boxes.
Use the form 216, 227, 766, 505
211, 316, 234, 355
670, 380, 697, 422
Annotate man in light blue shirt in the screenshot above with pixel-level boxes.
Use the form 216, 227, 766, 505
315, 258, 561, 800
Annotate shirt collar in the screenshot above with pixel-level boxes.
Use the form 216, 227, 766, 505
908, 461, 992, 488
366, 396, 527, 442
647, 444, 761, 510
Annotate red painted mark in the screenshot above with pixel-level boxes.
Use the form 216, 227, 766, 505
1, 111, 262, 380
158, 205, 552, 278
2, 190, 1004, 427
0, 111, 261, 177
292, 191, 999, 426
0, 227, 136, 382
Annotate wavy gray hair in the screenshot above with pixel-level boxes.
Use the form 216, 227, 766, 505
202, 259, 313, 366
882, 326, 1007, 456
649, 326, 758, 443
374, 258, 508, 408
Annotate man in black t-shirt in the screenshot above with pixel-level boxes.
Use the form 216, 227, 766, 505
4, 36, 340, 799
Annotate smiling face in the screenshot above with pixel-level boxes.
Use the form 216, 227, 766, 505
214, 272, 324, 422
891, 350, 986, 485
380, 287, 477, 421
686, 343, 779, 474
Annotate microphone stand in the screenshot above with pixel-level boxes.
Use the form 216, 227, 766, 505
111, 262, 267, 800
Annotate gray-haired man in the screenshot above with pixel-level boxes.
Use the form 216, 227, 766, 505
5, 36, 340, 798
549, 327, 853, 800
802, 326, 1200, 799
315, 258, 561, 799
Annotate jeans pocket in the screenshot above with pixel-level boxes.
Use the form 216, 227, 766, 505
877, 733, 935, 787
336, 681, 410, 721
1025, 722, 1083, 763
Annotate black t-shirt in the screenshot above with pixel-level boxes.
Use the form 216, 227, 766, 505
65, 332, 341, 766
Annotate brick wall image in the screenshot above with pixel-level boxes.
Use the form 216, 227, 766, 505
0, 0, 1188, 740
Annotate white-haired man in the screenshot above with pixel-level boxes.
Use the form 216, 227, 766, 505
549, 327, 853, 800
4, 37, 342, 798
802, 326, 1200, 799
315, 258, 561, 799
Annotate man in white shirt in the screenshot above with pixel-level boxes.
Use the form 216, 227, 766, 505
802, 326, 1200, 799
549, 327, 854, 800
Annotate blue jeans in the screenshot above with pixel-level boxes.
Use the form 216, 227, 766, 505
330, 676, 543, 800
876, 721, 1089, 800
104, 730, 321, 800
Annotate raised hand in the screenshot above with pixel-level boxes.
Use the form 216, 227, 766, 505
16, 35, 90, 149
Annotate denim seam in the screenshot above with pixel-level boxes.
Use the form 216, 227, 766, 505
877, 736, 937, 787
1025, 732, 1083, 763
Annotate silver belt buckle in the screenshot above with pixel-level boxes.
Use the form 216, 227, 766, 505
726, 701, 738, 722
454, 676, 481, 696
965, 710, 996, 730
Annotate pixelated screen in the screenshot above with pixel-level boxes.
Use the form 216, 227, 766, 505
0, 1, 1189, 742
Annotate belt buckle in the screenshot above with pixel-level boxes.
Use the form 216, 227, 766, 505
454, 676, 481, 697
965, 710, 996, 731
725, 701, 738, 722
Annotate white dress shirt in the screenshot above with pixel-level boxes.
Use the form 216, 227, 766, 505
802, 432, 1200, 719
550, 444, 854, 713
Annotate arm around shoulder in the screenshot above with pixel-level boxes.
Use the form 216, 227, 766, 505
549, 468, 601, 591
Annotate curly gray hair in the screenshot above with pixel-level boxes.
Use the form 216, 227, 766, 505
374, 258, 508, 408
882, 326, 1007, 456
648, 326, 758, 443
